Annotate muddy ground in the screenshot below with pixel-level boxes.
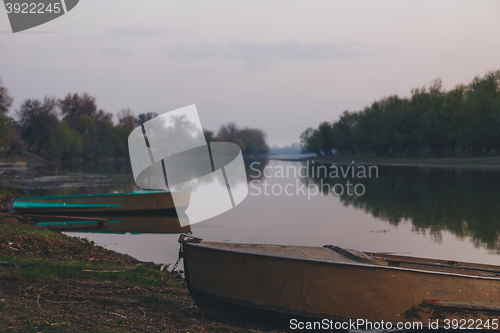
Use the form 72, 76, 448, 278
0, 274, 285, 333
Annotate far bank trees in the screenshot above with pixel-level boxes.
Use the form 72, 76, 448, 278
301, 71, 500, 157
0, 77, 269, 159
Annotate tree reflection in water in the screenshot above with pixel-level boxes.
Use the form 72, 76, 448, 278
304, 164, 500, 251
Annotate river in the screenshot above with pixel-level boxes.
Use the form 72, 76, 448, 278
4, 158, 500, 267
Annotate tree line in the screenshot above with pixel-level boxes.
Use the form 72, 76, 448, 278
204, 123, 269, 156
0, 77, 269, 159
301, 70, 500, 157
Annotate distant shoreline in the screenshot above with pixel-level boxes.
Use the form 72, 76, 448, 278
270, 154, 500, 168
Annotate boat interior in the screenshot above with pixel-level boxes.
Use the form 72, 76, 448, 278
193, 241, 500, 278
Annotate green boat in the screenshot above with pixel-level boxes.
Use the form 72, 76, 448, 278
13, 190, 190, 215
30, 213, 191, 234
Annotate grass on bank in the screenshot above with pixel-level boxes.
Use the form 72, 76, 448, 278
0, 257, 182, 288
0, 217, 66, 239
0, 215, 183, 288
0, 185, 25, 196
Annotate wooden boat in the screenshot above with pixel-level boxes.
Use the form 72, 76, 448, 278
181, 236, 500, 329
30, 213, 191, 234
37, 220, 109, 231
25, 215, 108, 230
13, 190, 190, 215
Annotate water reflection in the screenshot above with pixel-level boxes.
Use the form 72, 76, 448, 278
8, 158, 500, 264
31, 212, 191, 234
304, 164, 500, 251
244, 157, 268, 181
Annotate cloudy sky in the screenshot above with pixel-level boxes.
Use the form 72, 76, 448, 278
1, 0, 499, 146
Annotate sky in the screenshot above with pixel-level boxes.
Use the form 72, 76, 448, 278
1, 0, 500, 146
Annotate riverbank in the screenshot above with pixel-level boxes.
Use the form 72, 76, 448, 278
0, 188, 279, 332
299, 153, 500, 167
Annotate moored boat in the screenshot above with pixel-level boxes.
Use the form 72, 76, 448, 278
181, 236, 500, 329
31, 213, 191, 234
13, 190, 190, 215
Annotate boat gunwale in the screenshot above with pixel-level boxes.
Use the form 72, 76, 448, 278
37, 220, 120, 226
15, 190, 190, 201
184, 242, 500, 281
12, 206, 189, 215
13, 202, 120, 208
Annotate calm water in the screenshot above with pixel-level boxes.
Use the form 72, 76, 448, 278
4, 158, 500, 266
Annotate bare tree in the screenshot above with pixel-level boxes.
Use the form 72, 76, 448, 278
138, 112, 159, 125
203, 129, 217, 142
117, 108, 138, 129
95, 109, 113, 124
59, 93, 98, 126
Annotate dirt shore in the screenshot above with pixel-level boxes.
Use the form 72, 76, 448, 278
0, 188, 282, 332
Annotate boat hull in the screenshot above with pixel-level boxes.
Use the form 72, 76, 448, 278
183, 241, 500, 328
29, 213, 191, 234
13, 191, 190, 215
